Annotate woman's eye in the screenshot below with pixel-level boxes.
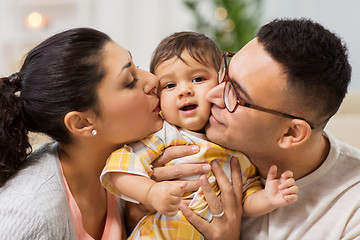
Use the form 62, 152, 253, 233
193, 77, 205, 83
126, 77, 138, 89
164, 83, 176, 89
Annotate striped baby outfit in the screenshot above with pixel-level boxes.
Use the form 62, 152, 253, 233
100, 121, 262, 239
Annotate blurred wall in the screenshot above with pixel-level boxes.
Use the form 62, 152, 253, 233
0, 0, 193, 77
3, 0, 357, 148
261, 0, 360, 93
0, 0, 359, 93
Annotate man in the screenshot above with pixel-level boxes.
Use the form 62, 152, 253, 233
182, 18, 360, 239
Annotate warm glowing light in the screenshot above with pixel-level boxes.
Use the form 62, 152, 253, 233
214, 7, 227, 21
26, 12, 46, 29
223, 19, 235, 32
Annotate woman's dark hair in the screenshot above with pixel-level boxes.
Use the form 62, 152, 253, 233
150, 31, 222, 74
257, 18, 351, 127
0, 28, 111, 186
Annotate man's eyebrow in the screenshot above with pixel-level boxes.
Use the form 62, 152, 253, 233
232, 77, 253, 102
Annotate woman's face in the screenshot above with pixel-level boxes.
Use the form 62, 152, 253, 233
95, 41, 162, 147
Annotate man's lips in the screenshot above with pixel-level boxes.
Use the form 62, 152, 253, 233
209, 108, 224, 125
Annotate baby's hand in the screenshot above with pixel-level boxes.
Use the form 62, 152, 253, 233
265, 165, 298, 207
148, 181, 187, 217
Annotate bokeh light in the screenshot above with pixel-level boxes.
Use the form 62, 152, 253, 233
26, 12, 47, 29
223, 19, 235, 32
214, 7, 227, 21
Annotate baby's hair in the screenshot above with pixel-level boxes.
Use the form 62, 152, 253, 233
150, 31, 222, 74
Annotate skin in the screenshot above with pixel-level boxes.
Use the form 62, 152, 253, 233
135, 40, 298, 239
206, 38, 328, 180
181, 158, 243, 240
155, 51, 218, 131
124, 144, 211, 233
109, 51, 220, 218
59, 40, 163, 239
180, 37, 330, 239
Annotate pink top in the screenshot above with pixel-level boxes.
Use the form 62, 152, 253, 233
60, 166, 125, 239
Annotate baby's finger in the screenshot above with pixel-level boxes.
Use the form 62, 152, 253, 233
282, 185, 299, 195
284, 194, 298, 204
181, 180, 201, 193
180, 199, 192, 206
266, 165, 278, 181
279, 177, 296, 189
280, 170, 294, 180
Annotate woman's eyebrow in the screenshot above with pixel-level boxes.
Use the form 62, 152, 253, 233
128, 50, 133, 59
122, 62, 131, 71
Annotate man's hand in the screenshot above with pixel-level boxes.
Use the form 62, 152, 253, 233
180, 158, 243, 240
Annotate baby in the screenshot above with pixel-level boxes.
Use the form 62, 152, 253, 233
100, 31, 298, 239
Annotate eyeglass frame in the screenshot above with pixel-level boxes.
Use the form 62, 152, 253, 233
219, 52, 315, 130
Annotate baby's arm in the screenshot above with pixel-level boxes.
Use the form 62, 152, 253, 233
242, 165, 298, 217
110, 172, 187, 217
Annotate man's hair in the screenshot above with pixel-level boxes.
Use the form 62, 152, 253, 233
257, 18, 351, 127
150, 31, 222, 74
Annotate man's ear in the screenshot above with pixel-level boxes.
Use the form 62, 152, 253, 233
64, 111, 96, 137
278, 119, 312, 149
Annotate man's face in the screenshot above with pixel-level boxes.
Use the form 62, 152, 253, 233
205, 38, 289, 159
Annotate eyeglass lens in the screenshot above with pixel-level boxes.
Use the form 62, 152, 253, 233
218, 60, 226, 84
224, 81, 238, 112
218, 54, 237, 112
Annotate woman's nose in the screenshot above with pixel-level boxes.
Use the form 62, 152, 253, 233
141, 69, 159, 95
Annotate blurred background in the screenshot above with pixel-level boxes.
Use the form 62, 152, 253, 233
0, 0, 359, 148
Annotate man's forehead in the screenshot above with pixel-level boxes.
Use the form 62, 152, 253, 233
229, 38, 262, 77
229, 38, 286, 92
230, 38, 279, 76
232, 38, 260, 62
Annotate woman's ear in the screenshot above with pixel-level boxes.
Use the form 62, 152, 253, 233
64, 111, 96, 137
278, 119, 312, 149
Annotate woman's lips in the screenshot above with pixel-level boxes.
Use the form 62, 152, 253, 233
153, 101, 161, 113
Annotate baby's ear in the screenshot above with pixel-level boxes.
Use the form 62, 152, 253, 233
64, 111, 96, 137
278, 119, 312, 149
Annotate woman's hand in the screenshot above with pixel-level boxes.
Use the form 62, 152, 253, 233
151, 145, 211, 194
180, 158, 243, 240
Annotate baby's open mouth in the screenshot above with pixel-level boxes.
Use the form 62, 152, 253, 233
181, 104, 197, 111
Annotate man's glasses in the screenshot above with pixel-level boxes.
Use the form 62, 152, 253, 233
218, 52, 315, 130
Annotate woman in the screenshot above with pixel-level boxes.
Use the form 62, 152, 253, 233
0, 28, 242, 239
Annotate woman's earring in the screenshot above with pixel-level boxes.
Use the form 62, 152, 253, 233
91, 129, 97, 136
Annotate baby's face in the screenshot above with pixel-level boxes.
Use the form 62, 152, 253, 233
154, 51, 218, 131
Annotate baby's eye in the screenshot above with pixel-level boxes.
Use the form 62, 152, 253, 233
164, 83, 177, 89
192, 77, 205, 83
